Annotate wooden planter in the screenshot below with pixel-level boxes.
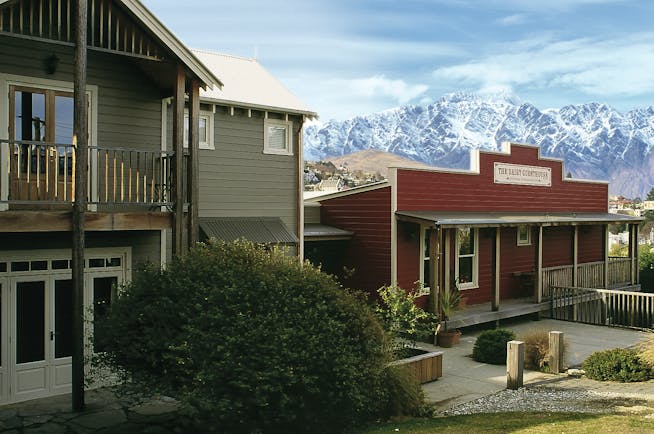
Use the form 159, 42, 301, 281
390, 350, 443, 384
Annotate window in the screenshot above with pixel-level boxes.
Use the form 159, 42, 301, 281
264, 119, 293, 155
419, 227, 432, 295
455, 228, 478, 289
517, 226, 531, 246
184, 111, 214, 150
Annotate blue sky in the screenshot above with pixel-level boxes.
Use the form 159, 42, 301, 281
142, 0, 654, 121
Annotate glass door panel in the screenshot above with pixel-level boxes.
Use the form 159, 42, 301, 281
54, 280, 72, 359
16, 281, 45, 364
93, 277, 117, 353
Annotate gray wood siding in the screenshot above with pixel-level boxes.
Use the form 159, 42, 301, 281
164, 106, 300, 236
201, 111, 299, 235
0, 36, 162, 151
0, 231, 161, 271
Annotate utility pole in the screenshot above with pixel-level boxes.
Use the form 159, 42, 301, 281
72, 0, 88, 412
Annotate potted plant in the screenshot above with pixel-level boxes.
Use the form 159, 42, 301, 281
436, 285, 462, 347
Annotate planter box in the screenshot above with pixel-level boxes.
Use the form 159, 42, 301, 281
390, 350, 443, 384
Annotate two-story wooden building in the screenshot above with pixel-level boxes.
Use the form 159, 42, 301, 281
307, 143, 642, 326
0, 0, 314, 404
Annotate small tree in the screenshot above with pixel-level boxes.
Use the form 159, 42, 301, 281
95, 240, 421, 433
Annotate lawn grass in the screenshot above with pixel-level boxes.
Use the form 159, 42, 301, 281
360, 412, 654, 433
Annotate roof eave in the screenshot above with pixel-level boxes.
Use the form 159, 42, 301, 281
200, 96, 317, 119
120, 0, 223, 89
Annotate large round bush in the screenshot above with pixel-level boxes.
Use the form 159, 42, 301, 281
582, 348, 652, 382
472, 329, 516, 364
96, 240, 408, 433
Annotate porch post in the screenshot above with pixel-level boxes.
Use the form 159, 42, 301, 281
536, 225, 543, 303
573, 226, 578, 287
631, 224, 639, 285
492, 227, 500, 311
187, 79, 200, 246
444, 229, 450, 294
603, 224, 609, 288
172, 65, 185, 256
72, 0, 88, 412
428, 226, 440, 315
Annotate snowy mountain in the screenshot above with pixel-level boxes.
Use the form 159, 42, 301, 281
303, 93, 654, 198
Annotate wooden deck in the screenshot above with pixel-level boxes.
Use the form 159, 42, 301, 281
447, 297, 551, 329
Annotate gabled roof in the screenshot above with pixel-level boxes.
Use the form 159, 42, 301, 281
193, 49, 316, 118
113, 0, 222, 89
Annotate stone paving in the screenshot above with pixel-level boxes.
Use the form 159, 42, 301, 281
0, 388, 192, 433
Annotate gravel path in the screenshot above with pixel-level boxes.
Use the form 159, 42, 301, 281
439, 376, 654, 416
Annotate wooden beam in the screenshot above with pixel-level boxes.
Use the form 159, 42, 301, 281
187, 79, 200, 247
428, 227, 439, 315
72, 0, 88, 412
536, 225, 543, 303
172, 64, 185, 256
492, 227, 500, 312
0, 211, 173, 232
573, 226, 578, 287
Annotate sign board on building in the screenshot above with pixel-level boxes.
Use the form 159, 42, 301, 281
494, 163, 551, 187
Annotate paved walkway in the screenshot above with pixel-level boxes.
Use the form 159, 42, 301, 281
421, 318, 653, 411
0, 319, 652, 432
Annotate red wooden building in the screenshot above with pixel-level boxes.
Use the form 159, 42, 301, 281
305, 143, 642, 325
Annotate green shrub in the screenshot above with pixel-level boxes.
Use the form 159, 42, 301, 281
95, 240, 417, 433
378, 365, 427, 417
472, 329, 516, 365
582, 348, 653, 382
376, 284, 439, 355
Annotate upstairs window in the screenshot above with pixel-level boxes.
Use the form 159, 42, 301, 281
264, 119, 293, 155
184, 111, 214, 150
455, 228, 478, 290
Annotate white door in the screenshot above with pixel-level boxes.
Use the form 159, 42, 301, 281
51, 278, 73, 394
11, 277, 50, 402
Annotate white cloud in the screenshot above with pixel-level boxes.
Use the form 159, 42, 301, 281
432, 33, 654, 98
348, 75, 429, 105
496, 14, 527, 26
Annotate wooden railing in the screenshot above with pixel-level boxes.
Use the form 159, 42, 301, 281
543, 259, 635, 300
1, 139, 174, 207
550, 286, 654, 329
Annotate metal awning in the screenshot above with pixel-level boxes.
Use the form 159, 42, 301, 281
199, 217, 298, 243
396, 210, 643, 228
304, 224, 353, 241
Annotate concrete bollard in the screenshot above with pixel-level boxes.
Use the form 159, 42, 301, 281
549, 331, 564, 374
506, 340, 524, 390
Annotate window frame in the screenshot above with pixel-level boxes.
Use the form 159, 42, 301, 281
263, 118, 293, 156
455, 227, 479, 290
184, 110, 214, 150
517, 225, 531, 246
418, 226, 432, 296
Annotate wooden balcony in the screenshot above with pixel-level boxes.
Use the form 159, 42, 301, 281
0, 139, 175, 232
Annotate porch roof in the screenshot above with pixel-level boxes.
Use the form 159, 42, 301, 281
199, 217, 298, 244
395, 210, 643, 228
304, 224, 353, 241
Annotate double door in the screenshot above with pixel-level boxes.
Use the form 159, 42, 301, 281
0, 272, 119, 403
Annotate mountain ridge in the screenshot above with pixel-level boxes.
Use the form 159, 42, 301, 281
303, 92, 654, 197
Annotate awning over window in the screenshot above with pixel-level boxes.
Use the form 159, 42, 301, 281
199, 217, 298, 243
304, 224, 354, 241
396, 210, 643, 228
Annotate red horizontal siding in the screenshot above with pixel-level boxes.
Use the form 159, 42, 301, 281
578, 225, 605, 263
397, 221, 421, 291
396, 145, 607, 213
320, 187, 391, 295
500, 227, 537, 299
543, 226, 573, 268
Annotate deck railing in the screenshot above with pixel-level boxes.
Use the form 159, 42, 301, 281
0, 139, 174, 207
551, 286, 654, 329
542, 258, 635, 300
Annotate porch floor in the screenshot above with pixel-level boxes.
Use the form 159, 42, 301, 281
448, 297, 551, 330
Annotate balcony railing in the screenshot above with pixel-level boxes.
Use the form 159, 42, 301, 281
542, 257, 635, 299
0, 139, 174, 207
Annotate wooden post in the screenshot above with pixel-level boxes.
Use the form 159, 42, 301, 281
492, 227, 500, 311
549, 331, 564, 374
428, 226, 439, 315
573, 226, 578, 287
603, 224, 609, 288
630, 224, 638, 286
634, 224, 640, 285
506, 340, 524, 390
72, 0, 88, 412
536, 226, 543, 303
172, 65, 185, 256
186, 79, 200, 247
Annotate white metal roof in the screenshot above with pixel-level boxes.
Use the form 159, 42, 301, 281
193, 49, 317, 118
